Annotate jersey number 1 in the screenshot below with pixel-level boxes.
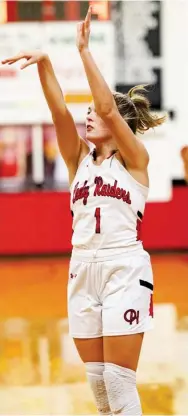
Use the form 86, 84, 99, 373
95, 208, 101, 234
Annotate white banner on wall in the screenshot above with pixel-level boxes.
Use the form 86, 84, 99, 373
0, 22, 115, 123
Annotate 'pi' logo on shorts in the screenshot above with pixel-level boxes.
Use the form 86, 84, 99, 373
124, 309, 139, 325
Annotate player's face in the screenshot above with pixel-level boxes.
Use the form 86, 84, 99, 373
85, 103, 111, 142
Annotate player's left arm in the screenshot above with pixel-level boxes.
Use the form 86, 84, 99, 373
77, 7, 149, 170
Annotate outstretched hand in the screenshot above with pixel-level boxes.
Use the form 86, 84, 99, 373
77, 6, 92, 53
1, 50, 47, 70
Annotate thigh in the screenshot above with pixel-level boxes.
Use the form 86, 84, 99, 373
74, 337, 104, 363
103, 333, 144, 371
68, 259, 102, 338
102, 251, 154, 337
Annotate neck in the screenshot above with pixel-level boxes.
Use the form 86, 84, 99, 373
92, 148, 117, 161
91, 140, 117, 159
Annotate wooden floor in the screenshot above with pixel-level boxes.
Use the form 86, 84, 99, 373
0, 253, 187, 414
0, 253, 187, 318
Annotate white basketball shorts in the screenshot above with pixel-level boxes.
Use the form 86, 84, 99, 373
68, 246, 154, 338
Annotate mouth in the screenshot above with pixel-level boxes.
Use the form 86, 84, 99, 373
86, 125, 94, 132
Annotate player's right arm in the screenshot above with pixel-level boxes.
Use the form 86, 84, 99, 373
37, 54, 87, 172
1, 51, 89, 178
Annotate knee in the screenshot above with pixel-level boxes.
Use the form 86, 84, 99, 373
86, 362, 112, 415
103, 363, 142, 415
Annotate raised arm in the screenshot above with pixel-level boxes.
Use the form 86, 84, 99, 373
1, 51, 89, 175
77, 8, 149, 170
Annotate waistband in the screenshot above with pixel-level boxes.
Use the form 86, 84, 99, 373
71, 243, 145, 262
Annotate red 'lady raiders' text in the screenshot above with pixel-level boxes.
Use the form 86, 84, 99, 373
72, 176, 131, 205
72, 180, 89, 205
94, 176, 131, 204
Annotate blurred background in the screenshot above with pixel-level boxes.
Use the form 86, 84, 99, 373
0, 0, 188, 414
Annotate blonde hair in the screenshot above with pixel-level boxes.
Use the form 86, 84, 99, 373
113, 85, 166, 134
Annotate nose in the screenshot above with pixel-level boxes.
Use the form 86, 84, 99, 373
86, 115, 93, 124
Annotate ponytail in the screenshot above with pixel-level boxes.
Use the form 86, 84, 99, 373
128, 85, 166, 134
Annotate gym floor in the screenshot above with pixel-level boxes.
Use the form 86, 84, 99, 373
0, 253, 187, 415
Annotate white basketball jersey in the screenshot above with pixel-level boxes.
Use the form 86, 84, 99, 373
70, 151, 149, 250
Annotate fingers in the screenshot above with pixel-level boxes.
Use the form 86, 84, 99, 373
77, 21, 83, 32
1, 51, 25, 65
2, 58, 16, 64
77, 21, 85, 36
81, 21, 85, 37
1, 58, 14, 64
85, 5, 92, 28
76, 7, 91, 51
1, 51, 37, 70
20, 57, 35, 70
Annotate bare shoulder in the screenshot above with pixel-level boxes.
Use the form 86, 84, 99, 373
115, 149, 149, 188
68, 138, 90, 186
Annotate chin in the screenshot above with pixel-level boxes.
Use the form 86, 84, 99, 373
86, 132, 107, 143
86, 134, 98, 143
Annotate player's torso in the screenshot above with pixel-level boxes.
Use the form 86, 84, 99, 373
70, 152, 149, 250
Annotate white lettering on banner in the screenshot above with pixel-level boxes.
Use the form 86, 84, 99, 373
122, 1, 161, 84
0, 22, 115, 123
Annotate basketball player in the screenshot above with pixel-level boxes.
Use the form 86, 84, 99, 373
1, 7, 166, 415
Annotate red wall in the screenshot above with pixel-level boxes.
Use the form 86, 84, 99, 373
0, 186, 187, 255
143, 186, 188, 250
